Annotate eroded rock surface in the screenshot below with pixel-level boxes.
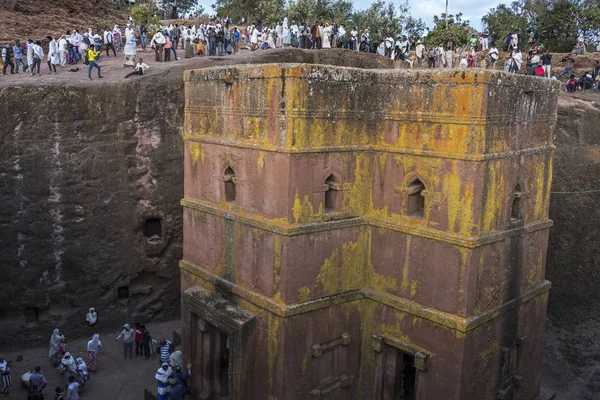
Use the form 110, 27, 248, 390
0, 49, 397, 349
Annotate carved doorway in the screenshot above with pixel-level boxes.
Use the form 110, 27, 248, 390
192, 314, 230, 399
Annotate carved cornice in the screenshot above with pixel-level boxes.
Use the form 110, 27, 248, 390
180, 259, 551, 333
181, 197, 553, 248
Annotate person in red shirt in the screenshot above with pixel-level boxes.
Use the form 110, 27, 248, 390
535, 65, 545, 77
135, 323, 143, 358
566, 77, 578, 93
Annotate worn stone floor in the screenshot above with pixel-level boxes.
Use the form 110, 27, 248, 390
0, 319, 180, 399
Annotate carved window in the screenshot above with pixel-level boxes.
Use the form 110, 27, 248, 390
406, 179, 425, 219
510, 184, 523, 223
323, 174, 342, 214
224, 166, 236, 203
118, 286, 130, 299
144, 218, 162, 239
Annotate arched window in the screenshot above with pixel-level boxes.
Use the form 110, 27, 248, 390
224, 166, 236, 202
324, 174, 342, 214
406, 179, 425, 219
511, 184, 522, 222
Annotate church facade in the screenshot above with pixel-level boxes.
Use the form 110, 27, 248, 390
180, 64, 558, 399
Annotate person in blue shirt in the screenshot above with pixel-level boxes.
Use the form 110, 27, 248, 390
169, 364, 192, 400
233, 26, 241, 54
13, 40, 28, 73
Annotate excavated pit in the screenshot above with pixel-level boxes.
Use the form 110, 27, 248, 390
0, 48, 597, 398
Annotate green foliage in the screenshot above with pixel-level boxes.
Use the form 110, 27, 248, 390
481, 3, 528, 46
216, 0, 424, 41
157, 0, 205, 18
424, 12, 474, 48
131, 3, 162, 30
482, 0, 600, 52
213, 0, 284, 25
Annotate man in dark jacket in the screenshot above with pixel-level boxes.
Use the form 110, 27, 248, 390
2, 43, 15, 75
311, 22, 321, 49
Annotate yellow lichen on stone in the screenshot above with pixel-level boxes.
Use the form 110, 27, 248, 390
410, 280, 420, 297
268, 313, 280, 399
299, 286, 311, 302
257, 151, 265, 169
189, 142, 203, 165
316, 230, 397, 295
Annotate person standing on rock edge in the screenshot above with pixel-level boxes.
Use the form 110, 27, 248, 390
116, 324, 135, 359
0, 357, 12, 395
13, 40, 27, 74
46, 36, 59, 74
86, 48, 102, 80
141, 325, 152, 359
150, 31, 166, 62
103, 27, 116, 57
2, 43, 15, 75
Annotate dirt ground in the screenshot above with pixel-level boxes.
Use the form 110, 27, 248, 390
0, 319, 180, 399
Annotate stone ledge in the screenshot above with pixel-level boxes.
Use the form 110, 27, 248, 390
179, 259, 551, 333
182, 197, 553, 248
184, 135, 555, 161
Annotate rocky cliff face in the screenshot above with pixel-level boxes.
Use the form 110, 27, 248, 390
543, 95, 600, 398
0, 49, 396, 350
0, 67, 185, 348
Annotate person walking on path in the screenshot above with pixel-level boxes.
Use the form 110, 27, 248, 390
49, 329, 65, 363
159, 339, 173, 367
150, 31, 166, 62
66, 375, 79, 400
103, 27, 117, 57
0, 357, 12, 396
155, 363, 172, 400
28, 366, 47, 394
115, 324, 135, 359
135, 323, 143, 357
13, 40, 27, 74
86, 48, 102, 80
141, 325, 152, 359
86, 334, 102, 372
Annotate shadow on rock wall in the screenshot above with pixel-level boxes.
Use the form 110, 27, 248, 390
543, 95, 600, 398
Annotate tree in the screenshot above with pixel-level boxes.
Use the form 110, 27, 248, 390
424, 12, 474, 48
481, 3, 528, 46
157, 0, 205, 19
131, 3, 162, 30
349, 0, 423, 44
213, 0, 284, 24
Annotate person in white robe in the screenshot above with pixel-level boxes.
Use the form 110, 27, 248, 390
322, 24, 331, 48
275, 23, 283, 47
282, 17, 291, 46
58, 35, 67, 66
123, 31, 137, 67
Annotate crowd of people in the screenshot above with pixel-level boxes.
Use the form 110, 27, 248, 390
0, 17, 599, 90
0, 309, 191, 400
